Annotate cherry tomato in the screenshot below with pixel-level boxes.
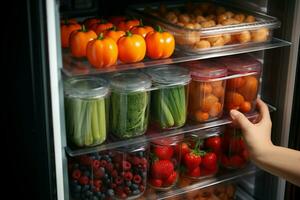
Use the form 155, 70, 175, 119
202, 152, 217, 170
205, 136, 221, 153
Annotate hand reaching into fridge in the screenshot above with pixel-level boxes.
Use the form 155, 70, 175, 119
229, 98, 300, 186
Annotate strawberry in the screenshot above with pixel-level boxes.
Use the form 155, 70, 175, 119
153, 145, 174, 160
150, 178, 162, 187
187, 166, 201, 177
184, 140, 204, 170
242, 149, 250, 161
221, 154, 230, 167
151, 160, 174, 179
164, 171, 177, 186
205, 136, 221, 153
72, 169, 81, 180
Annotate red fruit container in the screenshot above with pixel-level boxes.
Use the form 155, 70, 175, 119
220, 125, 250, 169
67, 144, 149, 200
148, 135, 182, 191
215, 54, 262, 114
181, 126, 223, 179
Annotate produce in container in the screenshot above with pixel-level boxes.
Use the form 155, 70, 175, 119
149, 136, 182, 191
64, 76, 109, 147
215, 54, 261, 113
220, 125, 249, 169
145, 65, 191, 129
181, 127, 223, 179
67, 144, 149, 200
182, 60, 227, 122
109, 71, 151, 139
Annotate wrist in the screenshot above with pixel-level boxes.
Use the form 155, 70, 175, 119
251, 142, 275, 165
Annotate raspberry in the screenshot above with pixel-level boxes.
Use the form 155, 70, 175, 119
140, 158, 147, 165
94, 168, 104, 179
132, 157, 140, 166
71, 169, 81, 180
150, 179, 162, 187
111, 170, 118, 178
115, 176, 124, 185
124, 186, 132, 195
139, 185, 145, 192
106, 162, 114, 172
124, 172, 133, 181
93, 180, 102, 188
133, 175, 142, 184
100, 160, 107, 167
122, 161, 131, 171
92, 160, 100, 169
79, 156, 92, 165
79, 176, 89, 185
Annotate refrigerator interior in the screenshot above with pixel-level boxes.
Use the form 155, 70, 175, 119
42, 0, 300, 200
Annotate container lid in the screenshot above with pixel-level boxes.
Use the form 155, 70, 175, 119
145, 65, 191, 85
152, 135, 183, 146
64, 76, 109, 99
110, 71, 152, 92
183, 60, 227, 80
189, 126, 224, 138
216, 55, 262, 74
117, 143, 149, 153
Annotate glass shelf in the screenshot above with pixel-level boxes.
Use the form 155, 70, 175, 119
62, 37, 290, 77
65, 103, 276, 156
154, 164, 258, 200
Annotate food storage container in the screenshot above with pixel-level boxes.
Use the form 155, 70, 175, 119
181, 126, 223, 179
127, 1, 280, 53
182, 60, 227, 122
67, 144, 149, 200
148, 135, 182, 191
145, 65, 191, 129
217, 54, 262, 113
109, 71, 151, 139
220, 125, 249, 169
64, 76, 109, 147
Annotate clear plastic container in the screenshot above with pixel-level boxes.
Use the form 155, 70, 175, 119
67, 144, 149, 200
145, 65, 191, 129
181, 127, 223, 179
127, 1, 280, 53
220, 125, 249, 169
182, 60, 227, 122
109, 71, 151, 139
216, 54, 262, 113
148, 135, 182, 191
64, 76, 109, 147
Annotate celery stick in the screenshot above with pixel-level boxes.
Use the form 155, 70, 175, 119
97, 98, 106, 143
74, 99, 85, 146
160, 97, 175, 127
91, 100, 100, 142
83, 101, 93, 146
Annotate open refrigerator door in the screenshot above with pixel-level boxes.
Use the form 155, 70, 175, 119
12, 0, 299, 200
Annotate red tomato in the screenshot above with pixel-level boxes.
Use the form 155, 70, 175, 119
205, 136, 221, 153
229, 155, 245, 168
201, 152, 217, 170
163, 171, 177, 186
153, 146, 174, 160
184, 152, 202, 170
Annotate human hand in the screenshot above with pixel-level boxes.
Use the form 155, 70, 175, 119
229, 98, 273, 161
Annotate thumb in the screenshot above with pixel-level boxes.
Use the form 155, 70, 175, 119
230, 110, 253, 132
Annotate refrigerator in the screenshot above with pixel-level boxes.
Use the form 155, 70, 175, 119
8, 0, 300, 200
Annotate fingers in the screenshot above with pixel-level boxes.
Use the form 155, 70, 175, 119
256, 98, 271, 121
230, 109, 253, 132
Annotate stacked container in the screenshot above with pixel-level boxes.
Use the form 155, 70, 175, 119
220, 125, 250, 169
217, 54, 262, 113
181, 127, 223, 179
67, 144, 149, 200
182, 60, 227, 122
109, 71, 151, 139
64, 76, 109, 147
145, 65, 191, 129
148, 135, 182, 191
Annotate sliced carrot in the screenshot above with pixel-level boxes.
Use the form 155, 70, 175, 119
225, 92, 244, 107
238, 76, 258, 101
212, 85, 225, 98
200, 94, 219, 112
209, 102, 222, 117
227, 77, 245, 90
240, 101, 252, 113
195, 110, 209, 122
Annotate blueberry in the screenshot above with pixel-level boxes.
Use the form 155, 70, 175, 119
95, 154, 101, 160
104, 173, 109, 179
74, 184, 81, 193
133, 189, 140, 195
92, 196, 98, 200
100, 193, 106, 200
96, 192, 102, 197
72, 193, 80, 199
86, 190, 93, 196
90, 185, 95, 191
80, 166, 87, 171
73, 163, 79, 169
131, 184, 139, 190
107, 189, 114, 196
107, 158, 112, 163
138, 151, 144, 157
84, 171, 91, 177
126, 181, 132, 187
82, 185, 90, 192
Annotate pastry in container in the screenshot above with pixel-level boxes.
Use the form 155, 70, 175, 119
109, 71, 151, 139
64, 76, 109, 147
127, 1, 280, 53
216, 54, 262, 114
181, 127, 223, 179
67, 144, 149, 200
182, 60, 227, 122
145, 65, 191, 129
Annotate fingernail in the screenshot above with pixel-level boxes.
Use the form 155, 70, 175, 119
230, 110, 239, 119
